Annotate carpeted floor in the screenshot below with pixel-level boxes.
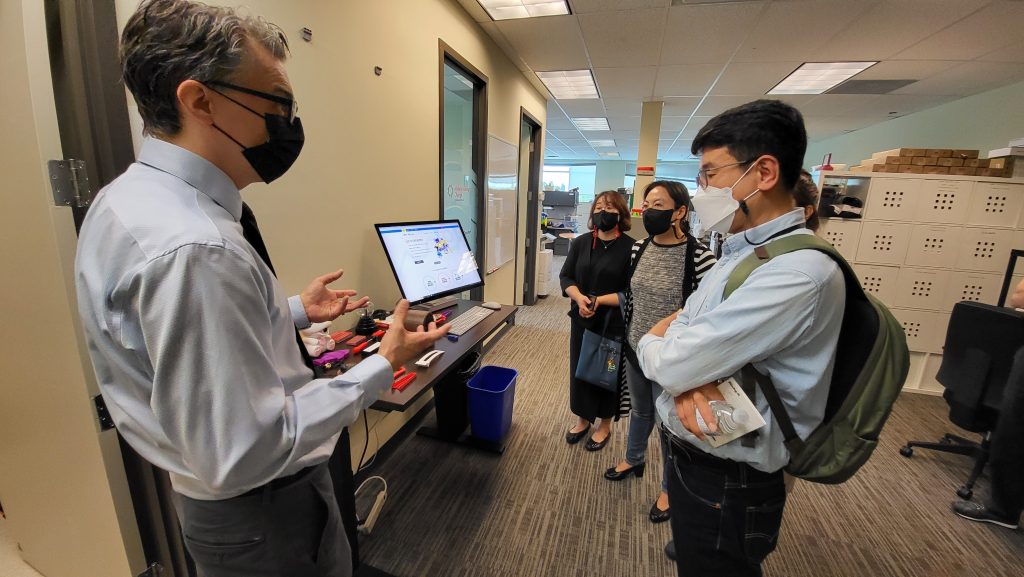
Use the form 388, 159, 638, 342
359, 262, 1024, 577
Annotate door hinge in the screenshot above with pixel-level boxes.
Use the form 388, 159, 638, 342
137, 563, 164, 577
525, 237, 531, 248
529, 142, 535, 153
48, 159, 94, 208
94, 394, 115, 431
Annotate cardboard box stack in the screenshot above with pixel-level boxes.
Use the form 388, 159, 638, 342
985, 137, 1024, 178
848, 148, 983, 175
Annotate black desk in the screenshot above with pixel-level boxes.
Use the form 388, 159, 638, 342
331, 300, 518, 577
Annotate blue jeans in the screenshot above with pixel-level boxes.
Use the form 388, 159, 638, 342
624, 358, 669, 493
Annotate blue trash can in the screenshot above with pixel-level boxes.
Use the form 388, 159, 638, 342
467, 365, 518, 442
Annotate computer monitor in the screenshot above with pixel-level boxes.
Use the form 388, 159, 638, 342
375, 220, 484, 306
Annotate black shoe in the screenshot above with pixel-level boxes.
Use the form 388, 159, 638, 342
585, 434, 609, 451
952, 501, 1020, 529
664, 540, 676, 561
649, 501, 670, 523
565, 424, 591, 445
604, 462, 645, 481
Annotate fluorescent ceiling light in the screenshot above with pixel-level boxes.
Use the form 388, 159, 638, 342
767, 62, 878, 95
598, 152, 620, 158
479, 0, 570, 21
572, 117, 610, 131
588, 139, 616, 147
536, 69, 599, 100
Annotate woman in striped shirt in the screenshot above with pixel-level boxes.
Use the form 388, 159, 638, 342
592, 180, 716, 523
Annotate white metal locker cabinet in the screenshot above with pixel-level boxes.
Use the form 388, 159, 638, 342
853, 264, 899, 305
967, 182, 1023, 228
895, 267, 947, 311
944, 271, 1002, 310
816, 219, 861, 261
855, 222, 911, 266
956, 227, 1014, 273
918, 180, 972, 224
904, 224, 963, 269
891, 308, 948, 354
864, 177, 922, 221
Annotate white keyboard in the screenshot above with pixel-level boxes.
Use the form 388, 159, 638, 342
446, 306, 494, 336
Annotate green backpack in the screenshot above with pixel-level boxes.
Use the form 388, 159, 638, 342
724, 234, 910, 484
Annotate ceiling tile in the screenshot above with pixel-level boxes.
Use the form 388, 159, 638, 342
798, 95, 886, 117
661, 96, 702, 116
732, 1, 873, 63
979, 40, 1024, 63
854, 60, 963, 81
711, 61, 802, 95
681, 117, 714, 139
593, 67, 658, 98
892, 62, 1024, 96
660, 3, 766, 65
578, 8, 668, 67
571, 0, 671, 14
608, 117, 641, 131
548, 128, 584, 139
660, 116, 689, 131
694, 95, 758, 117
603, 98, 643, 116
494, 15, 590, 71
813, 0, 990, 61
896, 1, 1024, 61
454, 0, 492, 23
558, 98, 607, 117
653, 64, 722, 96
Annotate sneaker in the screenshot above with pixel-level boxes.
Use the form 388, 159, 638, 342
952, 501, 1020, 530
664, 540, 676, 561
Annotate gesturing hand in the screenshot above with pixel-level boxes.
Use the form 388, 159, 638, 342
674, 382, 727, 440
300, 269, 369, 323
378, 300, 451, 371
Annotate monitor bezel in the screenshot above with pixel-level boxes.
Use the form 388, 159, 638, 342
374, 219, 485, 306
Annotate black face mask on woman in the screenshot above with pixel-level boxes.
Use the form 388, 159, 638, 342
595, 210, 620, 232
643, 208, 675, 236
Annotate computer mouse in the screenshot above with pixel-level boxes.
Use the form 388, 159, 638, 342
481, 301, 501, 310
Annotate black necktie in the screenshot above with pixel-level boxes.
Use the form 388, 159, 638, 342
239, 202, 316, 370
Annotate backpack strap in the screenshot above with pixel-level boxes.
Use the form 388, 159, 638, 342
741, 365, 804, 453
682, 235, 697, 305
724, 233, 863, 300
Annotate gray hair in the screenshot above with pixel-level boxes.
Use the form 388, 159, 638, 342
120, 0, 289, 136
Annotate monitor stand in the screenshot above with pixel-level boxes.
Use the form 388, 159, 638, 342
413, 296, 459, 314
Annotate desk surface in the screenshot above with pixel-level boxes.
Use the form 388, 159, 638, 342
340, 300, 517, 412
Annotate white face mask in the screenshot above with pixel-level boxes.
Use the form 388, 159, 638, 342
691, 163, 760, 234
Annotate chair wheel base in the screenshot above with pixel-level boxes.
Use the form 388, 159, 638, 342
899, 446, 914, 458
957, 487, 973, 500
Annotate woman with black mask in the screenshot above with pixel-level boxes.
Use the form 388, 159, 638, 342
592, 181, 716, 523
559, 190, 634, 451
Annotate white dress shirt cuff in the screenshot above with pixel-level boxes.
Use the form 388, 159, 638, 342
289, 295, 312, 330
331, 353, 393, 397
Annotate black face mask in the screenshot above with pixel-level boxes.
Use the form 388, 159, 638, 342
207, 82, 305, 183
643, 208, 675, 236
594, 210, 620, 232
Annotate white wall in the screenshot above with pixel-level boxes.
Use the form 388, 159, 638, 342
805, 80, 1024, 168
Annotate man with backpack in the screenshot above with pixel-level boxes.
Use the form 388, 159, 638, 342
637, 100, 851, 576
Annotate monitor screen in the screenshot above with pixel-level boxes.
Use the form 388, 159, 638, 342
375, 220, 483, 305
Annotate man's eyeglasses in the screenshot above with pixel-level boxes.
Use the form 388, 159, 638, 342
208, 81, 299, 124
696, 160, 751, 188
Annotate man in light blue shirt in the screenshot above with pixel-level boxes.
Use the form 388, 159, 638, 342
636, 100, 845, 576
75, 2, 446, 576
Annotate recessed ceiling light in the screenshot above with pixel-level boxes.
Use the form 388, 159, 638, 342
478, 0, 570, 21
767, 62, 878, 95
571, 117, 610, 131
597, 152, 620, 158
588, 139, 616, 147
536, 69, 599, 100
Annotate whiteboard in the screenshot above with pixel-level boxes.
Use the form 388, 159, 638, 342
485, 134, 518, 274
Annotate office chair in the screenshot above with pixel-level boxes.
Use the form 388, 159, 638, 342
900, 301, 1024, 500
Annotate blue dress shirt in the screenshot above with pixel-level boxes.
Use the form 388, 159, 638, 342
638, 209, 846, 473
75, 137, 391, 500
